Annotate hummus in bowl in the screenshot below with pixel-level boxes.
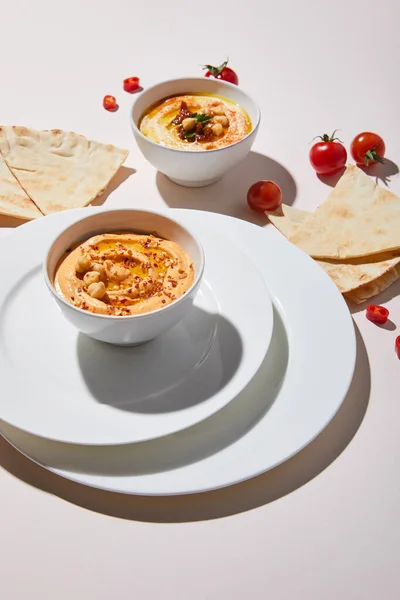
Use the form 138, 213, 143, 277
54, 233, 194, 317
139, 94, 252, 151
45, 208, 204, 345
130, 77, 261, 187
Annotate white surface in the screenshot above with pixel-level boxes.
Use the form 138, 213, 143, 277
0, 0, 400, 597
130, 77, 260, 186
0, 209, 356, 494
44, 208, 206, 345
0, 208, 273, 444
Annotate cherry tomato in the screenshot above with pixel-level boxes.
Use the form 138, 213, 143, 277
202, 59, 239, 85
123, 76, 140, 93
309, 131, 347, 175
395, 336, 400, 359
366, 304, 389, 325
103, 95, 118, 111
247, 181, 282, 213
350, 132, 385, 166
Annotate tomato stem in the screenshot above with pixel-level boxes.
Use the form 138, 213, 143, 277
313, 129, 343, 144
202, 57, 229, 76
365, 144, 385, 166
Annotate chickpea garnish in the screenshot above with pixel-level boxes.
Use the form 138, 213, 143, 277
83, 271, 100, 286
182, 117, 197, 131
91, 262, 107, 281
212, 105, 225, 116
212, 123, 224, 137
87, 281, 106, 300
114, 266, 130, 282
75, 254, 91, 274
213, 115, 229, 127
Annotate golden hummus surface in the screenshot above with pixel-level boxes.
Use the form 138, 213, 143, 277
55, 233, 194, 316
139, 94, 252, 151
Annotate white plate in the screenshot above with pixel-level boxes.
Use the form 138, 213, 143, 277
0, 209, 273, 445
0, 210, 356, 495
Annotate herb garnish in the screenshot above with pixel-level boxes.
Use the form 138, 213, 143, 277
191, 113, 213, 124
173, 103, 215, 142
181, 113, 213, 140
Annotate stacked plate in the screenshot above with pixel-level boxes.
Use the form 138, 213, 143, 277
0, 207, 356, 495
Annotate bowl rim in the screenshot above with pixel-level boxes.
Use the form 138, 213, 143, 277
43, 208, 205, 321
129, 76, 261, 155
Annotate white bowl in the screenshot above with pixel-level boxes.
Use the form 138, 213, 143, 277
130, 77, 261, 187
44, 209, 205, 346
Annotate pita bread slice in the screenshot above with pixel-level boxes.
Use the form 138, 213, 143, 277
0, 153, 42, 220
344, 263, 400, 304
288, 165, 400, 259
267, 203, 400, 302
0, 126, 128, 215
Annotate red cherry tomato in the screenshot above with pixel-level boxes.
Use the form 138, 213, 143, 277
103, 95, 118, 111
247, 181, 282, 213
366, 304, 389, 325
123, 76, 140, 93
395, 336, 400, 359
309, 131, 347, 175
202, 59, 239, 85
350, 132, 385, 166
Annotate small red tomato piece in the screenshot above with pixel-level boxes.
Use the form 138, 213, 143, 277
247, 180, 282, 213
202, 59, 239, 85
350, 132, 385, 166
309, 130, 347, 175
395, 336, 400, 359
123, 76, 140, 93
103, 95, 118, 111
366, 304, 389, 325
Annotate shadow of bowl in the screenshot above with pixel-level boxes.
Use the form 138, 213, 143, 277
77, 307, 243, 415
157, 151, 297, 226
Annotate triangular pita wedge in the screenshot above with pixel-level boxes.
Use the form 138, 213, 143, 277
267, 204, 400, 303
0, 126, 128, 215
0, 153, 42, 220
288, 165, 400, 259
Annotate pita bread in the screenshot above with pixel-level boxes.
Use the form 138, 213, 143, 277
0, 153, 42, 220
267, 204, 400, 303
0, 126, 128, 215
288, 165, 400, 259
344, 263, 400, 304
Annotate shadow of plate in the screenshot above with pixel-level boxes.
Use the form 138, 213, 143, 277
0, 319, 369, 523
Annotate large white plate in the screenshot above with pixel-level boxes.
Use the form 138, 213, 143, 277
0, 209, 356, 495
0, 209, 273, 445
